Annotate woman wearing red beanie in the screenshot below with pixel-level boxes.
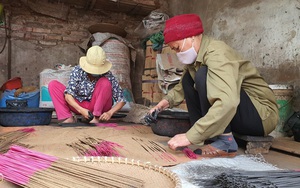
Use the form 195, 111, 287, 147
147, 14, 278, 158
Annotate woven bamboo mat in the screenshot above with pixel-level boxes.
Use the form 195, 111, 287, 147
0, 123, 197, 167
72, 156, 182, 188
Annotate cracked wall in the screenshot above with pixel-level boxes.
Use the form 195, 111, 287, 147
167, 0, 300, 110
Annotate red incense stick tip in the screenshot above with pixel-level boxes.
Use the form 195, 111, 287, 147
183, 148, 197, 159
95, 123, 118, 127
84, 141, 122, 157
19, 128, 35, 133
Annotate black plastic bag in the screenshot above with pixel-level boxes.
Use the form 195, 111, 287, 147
283, 111, 300, 142
6, 99, 28, 108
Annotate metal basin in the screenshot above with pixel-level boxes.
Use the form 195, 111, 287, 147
151, 110, 191, 137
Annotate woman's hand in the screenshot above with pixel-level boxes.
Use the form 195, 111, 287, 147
79, 108, 90, 120
99, 111, 113, 121
149, 106, 161, 114
65, 94, 90, 119
148, 99, 170, 114
168, 133, 191, 150
98, 101, 125, 122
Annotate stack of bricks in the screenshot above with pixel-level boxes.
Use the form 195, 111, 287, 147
142, 40, 187, 111
142, 40, 162, 106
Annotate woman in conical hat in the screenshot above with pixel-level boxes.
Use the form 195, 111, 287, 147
49, 46, 126, 123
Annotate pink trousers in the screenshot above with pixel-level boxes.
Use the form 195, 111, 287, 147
48, 78, 112, 120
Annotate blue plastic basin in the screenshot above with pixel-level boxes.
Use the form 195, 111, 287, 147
0, 108, 54, 126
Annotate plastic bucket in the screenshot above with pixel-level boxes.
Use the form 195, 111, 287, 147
269, 84, 294, 137
0, 89, 40, 108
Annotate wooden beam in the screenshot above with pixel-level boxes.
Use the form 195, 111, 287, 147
21, 0, 70, 20
94, 0, 158, 16
89, 0, 97, 10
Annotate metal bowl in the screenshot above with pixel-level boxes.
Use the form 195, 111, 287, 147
0, 108, 54, 126
151, 110, 191, 137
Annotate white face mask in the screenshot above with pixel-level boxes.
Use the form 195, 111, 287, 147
176, 38, 198, 65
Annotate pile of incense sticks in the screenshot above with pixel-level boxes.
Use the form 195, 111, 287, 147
204, 169, 300, 188
67, 137, 123, 157
0, 145, 144, 188
0, 128, 34, 153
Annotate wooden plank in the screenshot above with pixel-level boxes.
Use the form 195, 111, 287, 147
271, 137, 300, 155
233, 132, 274, 142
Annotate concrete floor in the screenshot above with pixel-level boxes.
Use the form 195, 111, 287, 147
237, 148, 300, 170
260, 149, 300, 170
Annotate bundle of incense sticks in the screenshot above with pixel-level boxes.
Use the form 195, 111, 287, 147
0, 145, 144, 188
204, 169, 300, 188
67, 137, 124, 157
0, 128, 34, 154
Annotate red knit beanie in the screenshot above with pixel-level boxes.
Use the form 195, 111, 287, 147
163, 14, 204, 44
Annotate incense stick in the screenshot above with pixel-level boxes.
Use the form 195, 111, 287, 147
132, 137, 177, 162
0, 145, 144, 188
0, 128, 34, 154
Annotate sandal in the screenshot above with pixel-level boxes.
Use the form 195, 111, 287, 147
58, 114, 78, 125
59, 122, 95, 127
194, 144, 237, 158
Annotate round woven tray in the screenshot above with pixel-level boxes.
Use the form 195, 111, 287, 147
72, 156, 182, 188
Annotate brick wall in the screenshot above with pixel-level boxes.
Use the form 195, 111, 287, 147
7, 2, 142, 45
0, 0, 170, 104
0, 0, 147, 101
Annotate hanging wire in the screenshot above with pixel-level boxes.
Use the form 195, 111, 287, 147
0, 8, 7, 54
